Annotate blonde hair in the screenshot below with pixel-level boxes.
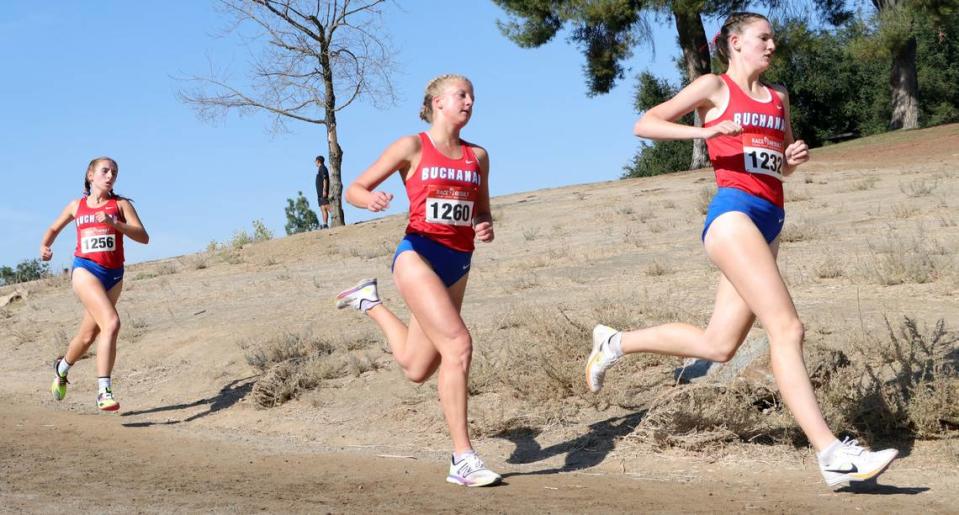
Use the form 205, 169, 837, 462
419, 74, 473, 123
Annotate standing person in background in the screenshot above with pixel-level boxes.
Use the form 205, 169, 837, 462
584, 12, 899, 489
335, 74, 500, 487
41, 156, 150, 412
315, 155, 331, 229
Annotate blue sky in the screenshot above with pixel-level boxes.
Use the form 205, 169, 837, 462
2, 1, 727, 269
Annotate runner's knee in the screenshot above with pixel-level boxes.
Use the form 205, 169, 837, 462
439, 332, 473, 371
768, 318, 804, 349
705, 336, 742, 363
100, 315, 121, 337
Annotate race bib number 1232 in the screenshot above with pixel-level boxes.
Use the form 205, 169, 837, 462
743, 132, 785, 180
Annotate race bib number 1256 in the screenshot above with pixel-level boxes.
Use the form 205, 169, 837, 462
80, 230, 116, 253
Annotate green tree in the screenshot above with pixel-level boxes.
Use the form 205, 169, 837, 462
284, 191, 320, 235
623, 72, 693, 178
0, 259, 50, 286
762, 17, 889, 146
869, 0, 959, 129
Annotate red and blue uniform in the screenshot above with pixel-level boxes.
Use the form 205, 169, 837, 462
73, 197, 125, 290
393, 133, 483, 286
702, 74, 788, 243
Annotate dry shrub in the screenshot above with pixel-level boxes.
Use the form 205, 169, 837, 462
818, 316, 959, 440
696, 186, 715, 215
779, 219, 820, 243
630, 382, 800, 451
815, 256, 843, 279
245, 329, 385, 408
900, 177, 939, 198
471, 301, 681, 434
849, 176, 879, 191
863, 232, 947, 285
645, 261, 670, 277
892, 202, 919, 219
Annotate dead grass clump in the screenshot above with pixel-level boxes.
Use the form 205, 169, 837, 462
696, 186, 715, 215
245, 330, 385, 408
645, 261, 670, 277
522, 227, 542, 241
863, 234, 945, 285
815, 256, 843, 279
818, 316, 959, 440
900, 177, 940, 198
779, 219, 820, 243
892, 202, 919, 219
630, 382, 800, 451
849, 176, 879, 191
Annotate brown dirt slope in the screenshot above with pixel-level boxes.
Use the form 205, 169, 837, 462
2, 124, 958, 512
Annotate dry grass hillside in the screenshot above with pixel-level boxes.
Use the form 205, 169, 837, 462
2, 124, 958, 512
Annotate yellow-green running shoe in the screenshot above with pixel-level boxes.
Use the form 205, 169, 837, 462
97, 388, 119, 412
51, 357, 69, 401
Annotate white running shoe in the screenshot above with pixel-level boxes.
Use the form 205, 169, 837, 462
818, 437, 899, 488
446, 453, 502, 487
335, 278, 381, 312
586, 324, 621, 393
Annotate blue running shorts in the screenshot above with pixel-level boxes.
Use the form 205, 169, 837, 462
703, 187, 786, 244
392, 233, 472, 287
72, 256, 124, 291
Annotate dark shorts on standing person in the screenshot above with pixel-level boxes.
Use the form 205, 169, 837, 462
392, 233, 472, 287
72, 256, 124, 291
703, 187, 785, 244
318, 197, 330, 207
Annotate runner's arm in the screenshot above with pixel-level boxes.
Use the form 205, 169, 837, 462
39, 200, 79, 261
775, 88, 809, 177
634, 74, 738, 141
472, 146, 493, 243
111, 200, 150, 244
346, 135, 419, 212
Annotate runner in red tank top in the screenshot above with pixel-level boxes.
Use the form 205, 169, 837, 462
40, 156, 150, 412
585, 12, 898, 489
335, 74, 500, 487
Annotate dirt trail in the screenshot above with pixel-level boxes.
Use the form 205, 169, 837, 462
1, 396, 953, 513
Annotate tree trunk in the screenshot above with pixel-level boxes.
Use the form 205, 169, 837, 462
889, 35, 919, 130
326, 121, 345, 227
320, 35, 346, 227
673, 7, 711, 170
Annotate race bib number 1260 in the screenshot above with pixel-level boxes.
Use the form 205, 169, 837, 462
426, 185, 474, 227
743, 132, 785, 181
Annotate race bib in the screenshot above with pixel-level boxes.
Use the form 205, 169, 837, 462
80, 228, 116, 254
743, 132, 785, 180
425, 185, 475, 226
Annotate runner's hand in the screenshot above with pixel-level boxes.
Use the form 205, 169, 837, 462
702, 121, 742, 139
475, 221, 494, 243
95, 211, 117, 226
40, 245, 53, 261
367, 191, 393, 212
785, 140, 809, 166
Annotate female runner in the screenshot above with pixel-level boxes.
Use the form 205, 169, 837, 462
42, 156, 149, 411
585, 13, 898, 488
336, 74, 500, 487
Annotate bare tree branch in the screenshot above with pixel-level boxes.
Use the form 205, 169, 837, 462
178, 0, 398, 227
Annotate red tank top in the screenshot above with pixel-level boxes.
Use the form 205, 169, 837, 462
404, 132, 482, 252
705, 74, 787, 207
74, 197, 125, 269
